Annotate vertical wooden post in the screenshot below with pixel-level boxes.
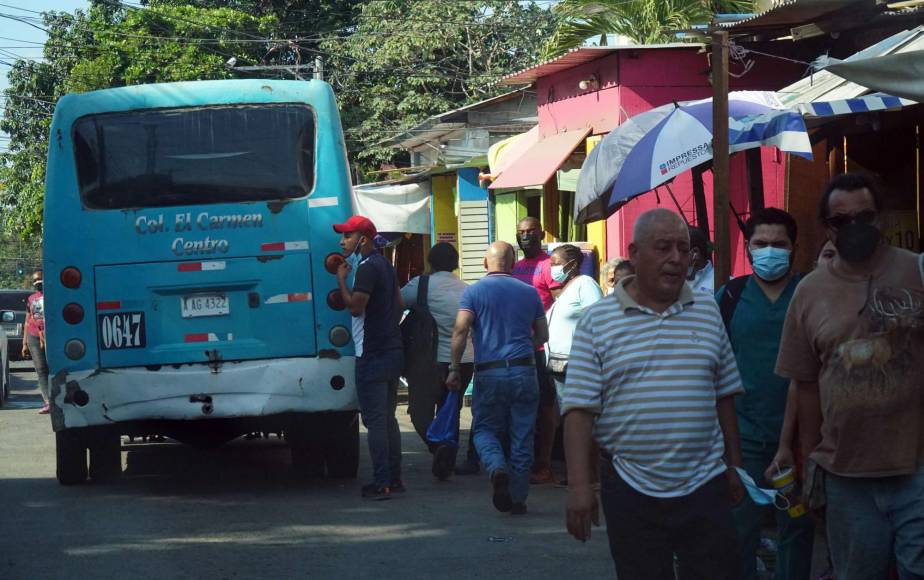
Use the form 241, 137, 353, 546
746, 148, 765, 213
712, 30, 730, 288
692, 166, 710, 232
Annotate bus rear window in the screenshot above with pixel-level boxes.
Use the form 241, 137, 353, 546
73, 104, 315, 209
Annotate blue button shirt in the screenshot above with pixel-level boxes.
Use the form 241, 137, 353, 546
459, 273, 545, 364
716, 274, 801, 446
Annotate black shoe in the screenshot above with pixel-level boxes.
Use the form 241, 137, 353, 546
361, 483, 392, 501
432, 445, 454, 481
511, 502, 527, 515
455, 458, 480, 476
491, 470, 513, 513
390, 479, 406, 493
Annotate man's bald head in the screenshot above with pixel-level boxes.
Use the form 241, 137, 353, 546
632, 208, 688, 245
484, 241, 516, 273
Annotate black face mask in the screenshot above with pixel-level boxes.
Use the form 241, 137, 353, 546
835, 222, 881, 263
33, 283, 43, 292
517, 233, 540, 254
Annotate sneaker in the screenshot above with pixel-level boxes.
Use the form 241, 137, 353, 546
389, 479, 407, 493
38, 403, 50, 415
491, 470, 513, 513
454, 459, 480, 476
529, 466, 554, 485
432, 445, 454, 481
361, 483, 392, 501
511, 502, 527, 515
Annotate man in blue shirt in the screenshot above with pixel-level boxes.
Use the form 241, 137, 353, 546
716, 208, 813, 580
447, 241, 549, 515
335, 215, 404, 501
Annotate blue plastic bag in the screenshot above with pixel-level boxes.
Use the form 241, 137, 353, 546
426, 390, 460, 448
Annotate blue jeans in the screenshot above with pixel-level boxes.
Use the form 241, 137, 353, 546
732, 440, 814, 580
355, 349, 404, 487
826, 467, 924, 580
472, 365, 539, 503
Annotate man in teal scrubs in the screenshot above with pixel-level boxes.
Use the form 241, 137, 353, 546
716, 208, 813, 580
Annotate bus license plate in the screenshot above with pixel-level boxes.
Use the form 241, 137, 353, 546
181, 293, 229, 318
98, 312, 146, 350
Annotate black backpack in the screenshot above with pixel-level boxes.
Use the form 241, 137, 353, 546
400, 275, 439, 377
717, 275, 750, 335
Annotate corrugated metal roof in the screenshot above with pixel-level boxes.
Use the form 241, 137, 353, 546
777, 26, 924, 105
720, 0, 862, 34
497, 44, 703, 86
378, 89, 532, 149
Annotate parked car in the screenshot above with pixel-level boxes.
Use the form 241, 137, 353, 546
0, 325, 8, 405
0, 289, 31, 362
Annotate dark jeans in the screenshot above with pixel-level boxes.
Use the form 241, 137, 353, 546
355, 349, 404, 487
826, 467, 924, 579
472, 366, 539, 503
600, 458, 740, 580
408, 361, 476, 464
733, 440, 814, 580
26, 333, 49, 401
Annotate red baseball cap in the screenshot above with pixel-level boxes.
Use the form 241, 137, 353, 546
332, 215, 377, 239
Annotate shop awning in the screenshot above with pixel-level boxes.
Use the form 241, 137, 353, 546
487, 126, 539, 177
352, 182, 430, 234
489, 127, 591, 190
824, 50, 924, 103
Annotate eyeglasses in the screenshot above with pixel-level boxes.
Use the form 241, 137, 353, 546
824, 210, 877, 230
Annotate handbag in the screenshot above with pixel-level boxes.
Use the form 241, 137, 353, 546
546, 352, 569, 375
426, 390, 460, 448
545, 301, 569, 375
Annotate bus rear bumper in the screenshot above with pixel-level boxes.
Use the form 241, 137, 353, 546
49, 356, 358, 432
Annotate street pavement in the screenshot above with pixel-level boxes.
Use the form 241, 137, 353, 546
0, 365, 614, 580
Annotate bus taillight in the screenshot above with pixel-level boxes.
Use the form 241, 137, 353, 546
324, 253, 345, 274
326, 289, 346, 311
60, 267, 82, 289
62, 303, 84, 324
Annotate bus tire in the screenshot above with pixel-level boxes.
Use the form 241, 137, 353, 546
289, 423, 325, 480
88, 428, 122, 483
56, 428, 88, 485
324, 411, 359, 479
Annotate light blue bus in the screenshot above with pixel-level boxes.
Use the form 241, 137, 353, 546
43, 80, 359, 484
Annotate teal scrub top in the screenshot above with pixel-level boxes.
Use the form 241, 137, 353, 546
716, 274, 801, 446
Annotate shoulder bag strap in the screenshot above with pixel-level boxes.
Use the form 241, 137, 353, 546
418, 275, 430, 312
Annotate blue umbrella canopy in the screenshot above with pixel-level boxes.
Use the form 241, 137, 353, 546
574, 91, 812, 224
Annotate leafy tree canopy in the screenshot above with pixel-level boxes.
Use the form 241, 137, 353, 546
321, 0, 555, 166
543, 0, 754, 57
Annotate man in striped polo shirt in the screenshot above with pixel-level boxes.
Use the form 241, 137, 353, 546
561, 209, 745, 579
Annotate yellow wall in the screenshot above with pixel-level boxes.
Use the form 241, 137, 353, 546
584, 136, 607, 284
432, 174, 458, 248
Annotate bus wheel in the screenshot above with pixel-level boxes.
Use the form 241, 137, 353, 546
289, 424, 325, 480
324, 411, 359, 479
56, 428, 88, 485
88, 427, 122, 483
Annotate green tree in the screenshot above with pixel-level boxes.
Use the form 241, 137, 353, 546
543, 0, 754, 57
0, 0, 279, 237
322, 0, 555, 167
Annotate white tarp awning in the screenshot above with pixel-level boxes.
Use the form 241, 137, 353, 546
351, 182, 430, 234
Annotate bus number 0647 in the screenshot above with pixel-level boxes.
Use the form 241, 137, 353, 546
98, 312, 146, 350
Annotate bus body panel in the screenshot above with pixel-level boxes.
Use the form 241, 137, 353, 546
94, 251, 316, 367
50, 357, 357, 429
43, 80, 356, 433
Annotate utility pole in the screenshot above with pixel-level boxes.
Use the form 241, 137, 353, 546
711, 30, 730, 289
313, 56, 324, 81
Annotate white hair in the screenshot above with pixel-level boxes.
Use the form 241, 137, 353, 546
632, 209, 687, 244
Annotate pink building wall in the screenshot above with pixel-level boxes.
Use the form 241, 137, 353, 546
534, 47, 801, 277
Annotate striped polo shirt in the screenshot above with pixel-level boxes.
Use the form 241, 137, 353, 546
561, 277, 743, 498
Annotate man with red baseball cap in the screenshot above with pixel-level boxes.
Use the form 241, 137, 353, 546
333, 215, 405, 500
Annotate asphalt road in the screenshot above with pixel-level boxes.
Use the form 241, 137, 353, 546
0, 365, 614, 580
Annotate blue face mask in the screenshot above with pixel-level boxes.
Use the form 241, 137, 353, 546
734, 467, 790, 510
749, 246, 791, 282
